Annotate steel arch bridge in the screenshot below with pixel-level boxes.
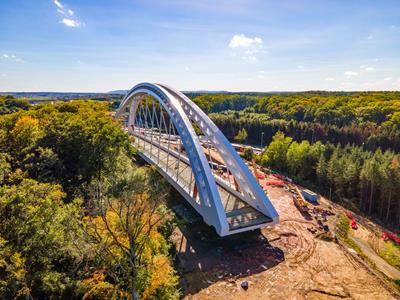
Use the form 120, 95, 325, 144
116, 83, 278, 236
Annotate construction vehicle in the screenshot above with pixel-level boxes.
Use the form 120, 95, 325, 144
345, 212, 358, 230
291, 184, 309, 213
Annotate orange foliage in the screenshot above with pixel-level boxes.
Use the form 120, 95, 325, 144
142, 255, 177, 299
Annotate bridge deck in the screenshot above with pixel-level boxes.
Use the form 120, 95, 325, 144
134, 134, 272, 231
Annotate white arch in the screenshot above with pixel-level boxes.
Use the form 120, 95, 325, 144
116, 83, 279, 236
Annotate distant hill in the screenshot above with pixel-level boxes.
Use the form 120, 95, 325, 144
108, 90, 128, 95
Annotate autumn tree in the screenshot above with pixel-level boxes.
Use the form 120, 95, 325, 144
85, 155, 179, 300
0, 101, 180, 299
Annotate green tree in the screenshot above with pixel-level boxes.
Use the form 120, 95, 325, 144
0, 179, 84, 299
234, 128, 248, 143
260, 131, 292, 171
316, 154, 327, 186
0, 152, 10, 183
360, 149, 383, 214
243, 147, 254, 161
286, 140, 311, 179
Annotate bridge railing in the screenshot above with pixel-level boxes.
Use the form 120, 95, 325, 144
132, 129, 199, 202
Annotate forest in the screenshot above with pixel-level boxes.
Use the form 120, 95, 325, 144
258, 132, 400, 227
191, 92, 400, 152
190, 92, 400, 228
0, 96, 179, 299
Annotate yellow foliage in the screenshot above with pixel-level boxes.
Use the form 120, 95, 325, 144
142, 255, 177, 299
82, 270, 106, 288
11, 115, 43, 151
82, 281, 118, 300
12, 115, 40, 136
9, 252, 26, 281
82, 270, 130, 300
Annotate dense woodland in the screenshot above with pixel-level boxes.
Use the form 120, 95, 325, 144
0, 96, 179, 299
190, 92, 400, 228
191, 92, 400, 152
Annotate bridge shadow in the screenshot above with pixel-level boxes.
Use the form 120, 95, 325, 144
167, 191, 285, 297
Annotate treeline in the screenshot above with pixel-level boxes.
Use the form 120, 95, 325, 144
191, 92, 400, 152
259, 132, 400, 228
0, 95, 30, 114
209, 111, 400, 152
0, 100, 179, 299
190, 94, 259, 113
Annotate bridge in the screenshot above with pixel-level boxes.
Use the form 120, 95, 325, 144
116, 83, 279, 236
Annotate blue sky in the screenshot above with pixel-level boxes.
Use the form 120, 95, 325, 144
0, 0, 400, 92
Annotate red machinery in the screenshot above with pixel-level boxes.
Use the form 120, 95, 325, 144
265, 180, 285, 186
272, 174, 285, 180
351, 219, 358, 230
345, 211, 358, 230
381, 232, 400, 245
257, 173, 266, 179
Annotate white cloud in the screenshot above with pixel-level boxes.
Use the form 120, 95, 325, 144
184, 66, 190, 71
61, 18, 81, 27
229, 34, 263, 61
229, 34, 262, 48
360, 65, 375, 72
1, 53, 24, 62
325, 77, 335, 81
53, 0, 82, 28
384, 77, 392, 81
344, 71, 358, 77
57, 8, 66, 15
297, 65, 304, 69
54, 0, 63, 9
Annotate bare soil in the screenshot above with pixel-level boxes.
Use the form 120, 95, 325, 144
170, 183, 399, 299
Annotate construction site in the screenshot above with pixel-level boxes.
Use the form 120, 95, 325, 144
169, 145, 400, 300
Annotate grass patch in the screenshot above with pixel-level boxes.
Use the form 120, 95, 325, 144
377, 240, 400, 270
336, 215, 375, 267
336, 214, 350, 239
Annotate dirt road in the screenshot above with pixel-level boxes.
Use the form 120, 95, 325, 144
350, 235, 400, 280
